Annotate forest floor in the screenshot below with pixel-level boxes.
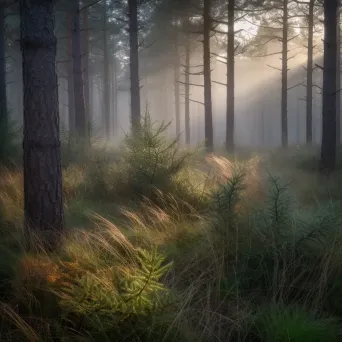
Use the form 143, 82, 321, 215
1, 124, 342, 341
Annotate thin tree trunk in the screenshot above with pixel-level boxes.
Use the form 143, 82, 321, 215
128, 0, 141, 134
20, 0, 63, 246
174, 57, 180, 137
203, 0, 214, 152
281, 0, 288, 147
83, 6, 90, 144
320, 0, 339, 172
306, 0, 314, 144
0, 5, 7, 124
103, 0, 110, 140
71, 0, 86, 138
67, 14, 75, 136
112, 56, 118, 137
226, 0, 234, 152
184, 35, 190, 145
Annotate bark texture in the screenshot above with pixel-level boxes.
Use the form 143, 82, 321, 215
184, 34, 190, 145
203, 0, 214, 152
103, 0, 110, 140
0, 5, 7, 123
281, 0, 288, 147
83, 6, 90, 143
336, 14, 341, 144
71, 0, 86, 138
67, 14, 75, 135
128, 0, 141, 134
226, 0, 234, 152
174, 44, 180, 138
320, 0, 338, 172
20, 0, 64, 245
306, 0, 314, 144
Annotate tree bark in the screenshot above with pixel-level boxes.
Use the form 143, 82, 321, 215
71, 0, 86, 138
184, 32, 190, 145
203, 0, 214, 152
320, 0, 339, 172
226, 0, 234, 152
0, 5, 7, 125
67, 14, 75, 136
103, 0, 110, 140
174, 44, 180, 138
128, 0, 141, 134
20, 0, 64, 247
281, 0, 288, 147
112, 56, 118, 137
336, 15, 341, 145
83, 6, 91, 144
306, 0, 314, 144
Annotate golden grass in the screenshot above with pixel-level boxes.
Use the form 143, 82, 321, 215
3, 150, 342, 341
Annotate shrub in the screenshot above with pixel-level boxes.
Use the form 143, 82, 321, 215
122, 114, 192, 200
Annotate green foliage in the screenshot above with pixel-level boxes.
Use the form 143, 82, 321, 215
57, 247, 174, 338
122, 113, 192, 201
210, 169, 245, 236
252, 303, 340, 342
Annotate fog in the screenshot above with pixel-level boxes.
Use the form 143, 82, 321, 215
4, 6, 326, 151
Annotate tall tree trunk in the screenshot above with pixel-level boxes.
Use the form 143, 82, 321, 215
184, 35, 190, 145
0, 5, 7, 125
203, 0, 214, 152
174, 44, 180, 137
336, 15, 341, 144
226, 0, 234, 152
281, 0, 288, 147
128, 0, 141, 134
83, 6, 91, 144
321, 0, 339, 172
306, 0, 314, 144
67, 14, 75, 136
71, 0, 86, 138
112, 56, 118, 137
103, 0, 110, 140
20, 0, 63, 246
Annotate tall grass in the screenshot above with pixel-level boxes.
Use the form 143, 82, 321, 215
1, 118, 342, 340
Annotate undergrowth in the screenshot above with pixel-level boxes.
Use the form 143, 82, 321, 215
2, 121, 342, 340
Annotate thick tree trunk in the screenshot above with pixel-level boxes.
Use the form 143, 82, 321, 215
336, 16, 341, 144
203, 0, 214, 152
71, 0, 86, 138
281, 0, 288, 147
0, 5, 7, 124
306, 0, 314, 144
20, 0, 63, 246
226, 0, 234, 152
184, 36, 190, 145
67, 14, 75, 136
83, 6, 91, 144
320, 0, 338, 172
103, 0, 110, 140
128, 0, 141, 134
